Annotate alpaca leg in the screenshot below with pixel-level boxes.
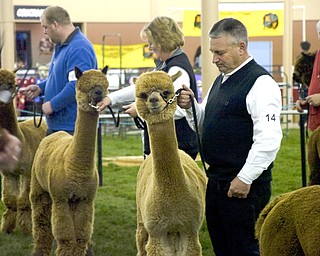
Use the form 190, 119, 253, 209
162, 231, 193, 256
185, 233, 202, 256
52, 201, 76, 256
145, 235, 165, 256
0, 174, 19, 234
86, 240, 94, 256
73, 200, 95, 256
30, 181, 53, 256
17, 174, 32, 235
136, 214, 148, 256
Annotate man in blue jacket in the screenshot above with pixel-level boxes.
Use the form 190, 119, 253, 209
25, 6, 97, 135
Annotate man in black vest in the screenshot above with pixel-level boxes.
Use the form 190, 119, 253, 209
178, 18, 283, 256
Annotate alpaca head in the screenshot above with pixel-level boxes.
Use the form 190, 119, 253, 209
0, 69, 17, 104
134, 70, 181, 124
75, 66, 109, 112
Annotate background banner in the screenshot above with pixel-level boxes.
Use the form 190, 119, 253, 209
183, 10, 284, 37
93, 43, 156, 69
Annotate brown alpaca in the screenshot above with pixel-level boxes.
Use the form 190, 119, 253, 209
255, 185, 320, 256
30, 66, 109, 256
0, 68, 47, 235
254, 127, 320, 255
134, 71, 207, 256
307, 126, 320, 185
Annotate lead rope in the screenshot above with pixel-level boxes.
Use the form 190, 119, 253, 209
13, 67, 43, 129
13, 68, 43, 129
190, 95, 207, 174
164, 88, 207, 174
33, 96, 43, 128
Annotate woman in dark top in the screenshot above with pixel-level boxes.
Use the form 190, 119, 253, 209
97, 16, 199, 159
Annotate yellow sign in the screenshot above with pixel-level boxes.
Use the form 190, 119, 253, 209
183, 10, 284, 37
93, 43, 156, 69
183, 11, 202, 37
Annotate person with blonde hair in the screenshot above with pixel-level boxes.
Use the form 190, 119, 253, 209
97, 16, 199, 159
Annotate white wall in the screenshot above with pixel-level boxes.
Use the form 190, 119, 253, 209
11, 0, 201, 22
11, 0, 320, 23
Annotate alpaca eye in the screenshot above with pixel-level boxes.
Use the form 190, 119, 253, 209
139, 93, 148, 100
162, 90, 170, 98
1, 83, 13, 90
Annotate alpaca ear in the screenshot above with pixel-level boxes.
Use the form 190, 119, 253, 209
171, 71, 182, 82
101, 65, 109, 75
74, 66, 83, 79
133, 77, 137, 84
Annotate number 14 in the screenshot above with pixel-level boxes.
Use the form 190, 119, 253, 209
266, 114, 276, 121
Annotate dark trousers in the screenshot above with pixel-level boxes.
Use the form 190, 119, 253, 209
205, 178, 271, 256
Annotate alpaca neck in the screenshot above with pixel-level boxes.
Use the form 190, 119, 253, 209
0, 102, 21, 136
148, 118, 184, 183
68, 110, 99, 169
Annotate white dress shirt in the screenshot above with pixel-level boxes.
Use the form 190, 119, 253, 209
185, 56, 283, 184
108, 66, 191, 120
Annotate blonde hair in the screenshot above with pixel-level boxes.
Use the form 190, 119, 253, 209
140, 16, 184, 52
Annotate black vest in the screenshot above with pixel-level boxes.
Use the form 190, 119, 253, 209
202, 59, 273, 182
162, 52, 199, 100
143, 51, 199, 159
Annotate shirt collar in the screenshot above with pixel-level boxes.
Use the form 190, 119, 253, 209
155, 47, 184, 70
222, 55, 253, 83
60, 27, 79, 46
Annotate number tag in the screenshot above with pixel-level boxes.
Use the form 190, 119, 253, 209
266, 114, 276, 121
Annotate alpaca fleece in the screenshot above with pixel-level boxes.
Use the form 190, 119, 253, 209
30, 66, 109, 256
0, 68, 47, 235
135, 71, 207, 256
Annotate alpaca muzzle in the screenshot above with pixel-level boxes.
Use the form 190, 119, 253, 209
0, 90, 13, 103
88, 86, 104, 109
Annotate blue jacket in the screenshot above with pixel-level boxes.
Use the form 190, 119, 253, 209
38, 28, 97, 132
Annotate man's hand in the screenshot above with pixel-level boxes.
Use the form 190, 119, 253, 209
177, 84, 194, 109
297, 93, 320, 112
306, 94, 320, 107
24, 84, 41, 99
296, 99, 308, 112
42, 101, 53, 115
227, 177, 251, 199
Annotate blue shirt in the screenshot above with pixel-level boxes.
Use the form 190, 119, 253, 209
38, 27, 97, 132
